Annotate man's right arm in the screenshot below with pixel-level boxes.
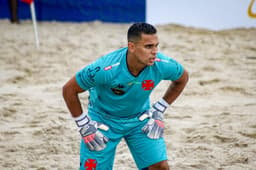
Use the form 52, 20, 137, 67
62, 75, 109, 151
62, 76, 85, 118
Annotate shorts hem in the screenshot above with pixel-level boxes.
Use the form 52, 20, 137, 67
138, 158, 168, 169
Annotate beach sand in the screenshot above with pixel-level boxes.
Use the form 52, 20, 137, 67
0, 19, 256, 170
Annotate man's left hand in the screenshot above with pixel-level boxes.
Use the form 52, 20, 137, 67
139, 98, 169, 139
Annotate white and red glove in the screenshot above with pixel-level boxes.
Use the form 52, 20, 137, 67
74, 112, 109, 151
139, 98, 169, 139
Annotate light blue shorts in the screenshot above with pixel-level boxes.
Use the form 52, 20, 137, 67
79, 111, 168, 170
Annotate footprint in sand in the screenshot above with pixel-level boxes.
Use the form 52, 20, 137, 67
199, 78, 221, 86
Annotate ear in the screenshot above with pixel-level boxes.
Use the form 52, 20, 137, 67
128, 42, 135, 53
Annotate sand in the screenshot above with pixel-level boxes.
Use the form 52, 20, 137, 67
0, 19, 256, 170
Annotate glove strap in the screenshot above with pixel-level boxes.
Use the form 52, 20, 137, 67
153, 98, 169, 113
74, 112, 90, 129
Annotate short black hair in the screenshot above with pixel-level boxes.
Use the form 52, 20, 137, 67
127, 23, 157, 42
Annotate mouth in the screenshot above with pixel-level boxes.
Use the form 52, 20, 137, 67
148, 58, 156, 64
150, 57, 156, 61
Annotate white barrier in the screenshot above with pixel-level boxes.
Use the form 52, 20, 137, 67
147, 0, 256, 30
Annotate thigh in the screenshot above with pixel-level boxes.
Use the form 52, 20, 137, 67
80, 112, 123, 170
80, 133, 121, 170
125, 119, 168, 169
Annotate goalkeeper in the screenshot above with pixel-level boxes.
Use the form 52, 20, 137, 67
63, 22, 189, 170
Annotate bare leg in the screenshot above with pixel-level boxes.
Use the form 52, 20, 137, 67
149, 160, 169, 170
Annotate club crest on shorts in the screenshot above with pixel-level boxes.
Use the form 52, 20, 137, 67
142, 80, 154, 90
84, 159, 97, 170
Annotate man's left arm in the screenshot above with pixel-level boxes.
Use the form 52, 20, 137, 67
163, 69, 189, 105
139, 69, 189, 139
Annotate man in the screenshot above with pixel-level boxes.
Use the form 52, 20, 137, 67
63, 23, 189, 170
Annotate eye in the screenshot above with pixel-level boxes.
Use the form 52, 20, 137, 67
145, 43, 159, 49
145, 45, 154, 49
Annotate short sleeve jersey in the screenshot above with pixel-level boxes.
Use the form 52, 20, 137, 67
76, 47, 184, 117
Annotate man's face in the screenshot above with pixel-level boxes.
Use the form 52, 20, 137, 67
131, 33, 159, 66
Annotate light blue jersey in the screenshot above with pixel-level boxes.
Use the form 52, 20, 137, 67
76, 47, 184, 169
76, 47, 184, 118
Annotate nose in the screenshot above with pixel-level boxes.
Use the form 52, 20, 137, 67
152, 46, 158, 55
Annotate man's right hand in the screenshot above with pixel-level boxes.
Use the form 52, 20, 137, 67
80, 120, 109, 151
75, 112, 109, 151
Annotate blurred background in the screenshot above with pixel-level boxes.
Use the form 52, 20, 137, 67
1, 1, 256, 170
1, 0, 255, 30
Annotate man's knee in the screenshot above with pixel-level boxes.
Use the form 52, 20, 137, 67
148, 160, 169, 170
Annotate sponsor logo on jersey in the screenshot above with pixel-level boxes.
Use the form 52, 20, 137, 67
84, 159, 97, 170
111, 84, 125, 95
87, 67, 100, 82
127, 81, 141, 86
155, 57, 169, 63
104, 62, 120, 71
155, 58, 161, 62
142, 80, 154, 90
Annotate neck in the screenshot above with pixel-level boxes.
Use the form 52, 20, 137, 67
126, 52, 146, 76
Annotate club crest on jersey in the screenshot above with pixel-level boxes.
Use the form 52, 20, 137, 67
142, 80, 154, 90
84, 159, 97, 170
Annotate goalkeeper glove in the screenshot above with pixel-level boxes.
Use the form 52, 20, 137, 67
139, 98, 169, 139
74, 112, 109, 151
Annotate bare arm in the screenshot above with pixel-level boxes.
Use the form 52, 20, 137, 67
163, 69, 189, 105
62, 76, 85, 118
139, 69, 189, 139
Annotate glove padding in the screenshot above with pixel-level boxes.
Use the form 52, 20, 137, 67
139, 109, 164, 139
139, 99, 169, 139
80, 120, 109, 151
